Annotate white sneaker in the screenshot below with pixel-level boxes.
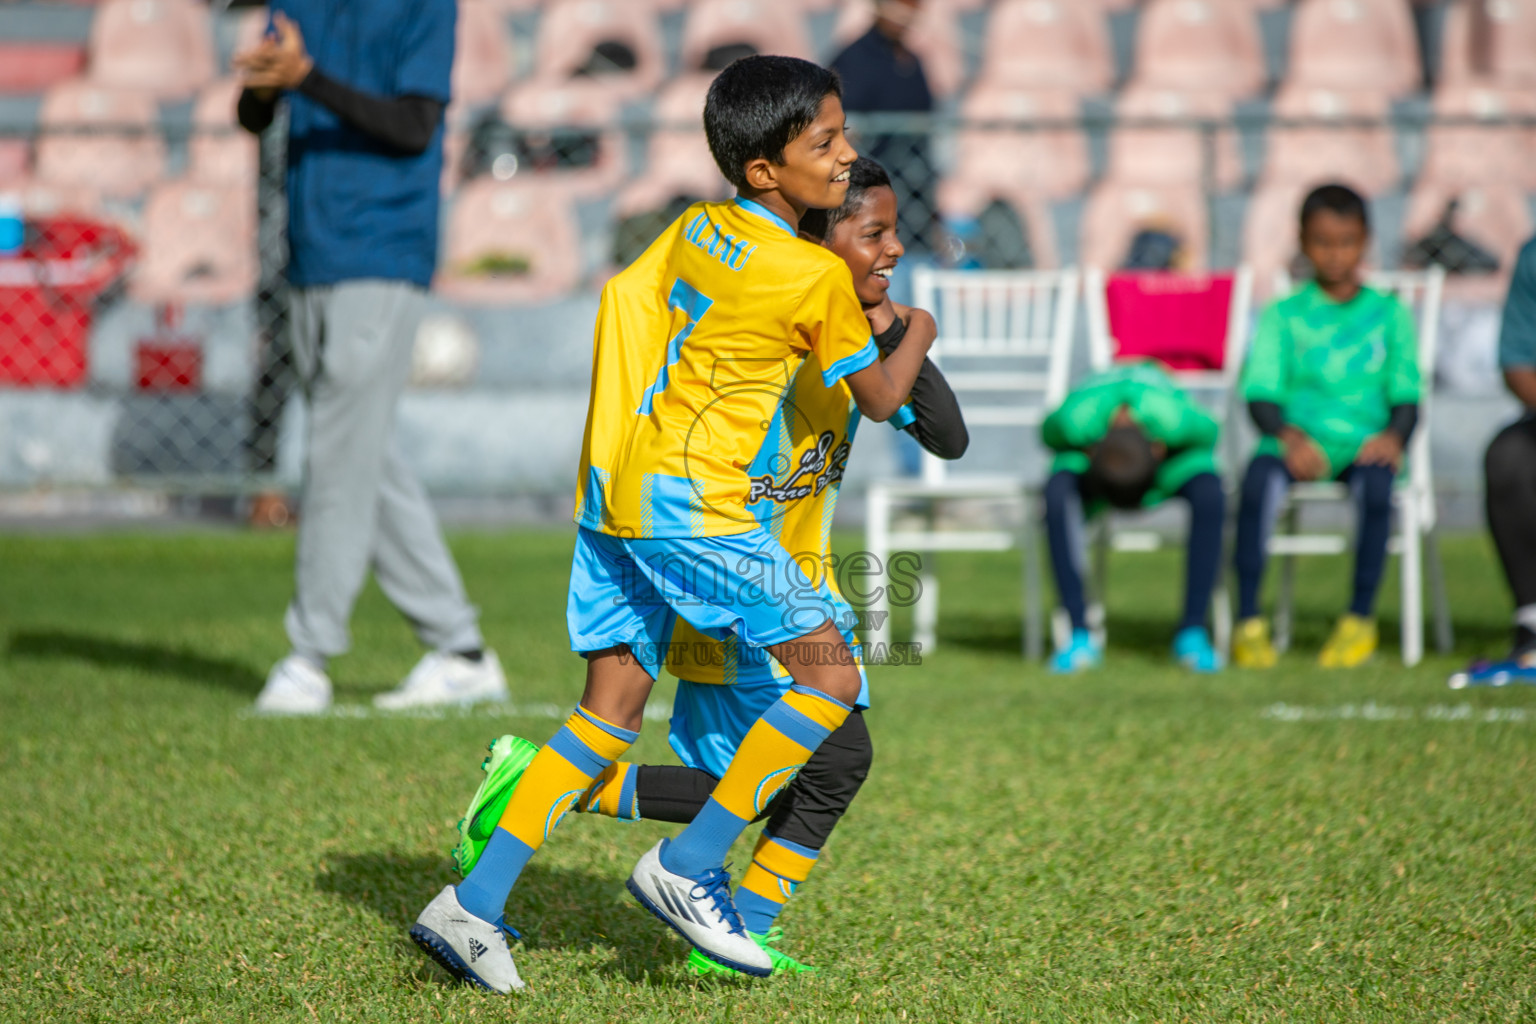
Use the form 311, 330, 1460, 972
410, 885, 524, 993
374, 650, 509, 710
254, 654, 332, 715
626, 839, 773, 977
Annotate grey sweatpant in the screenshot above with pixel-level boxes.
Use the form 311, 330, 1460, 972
283, 280, 482, 662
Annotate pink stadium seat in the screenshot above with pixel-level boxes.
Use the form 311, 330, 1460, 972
979, 0, 1114, 96
1403, 180, 1533, 302
680, 0, 814, 72
438, 178, 583, 303
131, 181, 257, 305
1440, 0, 1536, 88
614, 73, 730, 219
1419, 82, 1536, 191
232, 7, 269, 56
0, 44, 87, 94
1244, 178, 1344, 294
946, 84, 1088, 200
188, 79, 257, 188
935, 178, 1061, 268
830, 1, 964, 98
1262, 84, 1398, 195
1082, 181, 1209, 271
453, 0, 514, 108
87, 0, 216, 101
1132, 0, 1266, 100
1103, 83, 1242, 190
0, 140, 29, 185
35, 80, 165, 199
1286, 0, 1420, 97
533, 0, 665, 96
497, 77, 626, 197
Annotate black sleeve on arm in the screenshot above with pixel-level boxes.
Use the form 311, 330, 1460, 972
296, 69, 444, 154
875, 316, 969, 460
1387, 403, 1419, 443
237, 88, 278, 135
1248, 400, 1286, 437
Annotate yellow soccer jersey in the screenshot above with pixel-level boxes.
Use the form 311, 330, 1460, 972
574, 198, 879, 539
665, 354, 863, 686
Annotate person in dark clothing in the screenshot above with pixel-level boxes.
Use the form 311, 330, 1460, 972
829, 0, 940, 254
1452, 236, 1536, 687
236, 3, 507, 714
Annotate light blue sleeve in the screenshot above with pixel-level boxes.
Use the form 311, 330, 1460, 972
1499, 238, 1536, 369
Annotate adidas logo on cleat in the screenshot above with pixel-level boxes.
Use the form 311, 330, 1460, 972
467, 937, 489, 962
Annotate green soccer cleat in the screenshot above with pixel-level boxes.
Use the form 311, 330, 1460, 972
451, 734, 541, 877
683, 928, 816, 978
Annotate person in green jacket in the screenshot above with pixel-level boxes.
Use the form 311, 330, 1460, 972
1041, 360, 1225, 672
1232, 184, 1421, 669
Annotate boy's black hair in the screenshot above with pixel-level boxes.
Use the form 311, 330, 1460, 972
1085, 425, 1159, 511
799, 156, 892, 242
704, 55, 842, 191
1299, 183, 1369, 233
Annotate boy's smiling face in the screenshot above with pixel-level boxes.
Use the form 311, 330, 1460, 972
825, 185, 903, 306
747, 95, 858, 221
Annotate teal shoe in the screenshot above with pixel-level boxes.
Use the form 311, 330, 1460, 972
1049, 629, 1102, 674
1173, 626, 1224, 673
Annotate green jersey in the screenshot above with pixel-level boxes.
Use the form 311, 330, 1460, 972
1041, 361, 1220, 509
1241, 281, 1421, 477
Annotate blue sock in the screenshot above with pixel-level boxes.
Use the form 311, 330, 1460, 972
736, 887, 783, 935
659, 799, 748, 878
456, 829, 536, 922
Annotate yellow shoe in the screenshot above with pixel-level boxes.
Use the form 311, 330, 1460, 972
1319, 614, 1377, 668
1232, 617, 1277, 669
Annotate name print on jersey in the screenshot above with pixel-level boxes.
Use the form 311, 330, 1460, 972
748, 430, 850, 505
684, 210, 759, 272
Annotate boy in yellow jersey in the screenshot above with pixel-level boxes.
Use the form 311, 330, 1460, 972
409, 58, 936, 991
450, 158, 966, 977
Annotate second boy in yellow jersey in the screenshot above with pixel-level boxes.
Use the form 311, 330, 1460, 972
412, 57, 936, 989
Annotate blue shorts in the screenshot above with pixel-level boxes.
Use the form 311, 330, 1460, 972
566, 526, 844, 680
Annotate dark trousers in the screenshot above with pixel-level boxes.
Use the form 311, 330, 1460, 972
1485, 415, 1536, 611
633, 710, 872, 853
1043, 470, 1226, 634
1234, 455, 1395, 620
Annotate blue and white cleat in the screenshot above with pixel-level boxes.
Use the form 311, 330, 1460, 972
410, 885, 525, 993
1447, 654, 1536, 690
1049, 629, 1103, 674
626, 840, 772, 977
1173, 626, 1225, 673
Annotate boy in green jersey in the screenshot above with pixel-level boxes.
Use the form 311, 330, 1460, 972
1041, 361, 1225, 672
1232, 184, 1422, 668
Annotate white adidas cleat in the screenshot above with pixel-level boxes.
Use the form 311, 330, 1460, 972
410, 885, 525, 994
254, 654, 332, 715
374, 650, 509, 710
626, 839, 773, 977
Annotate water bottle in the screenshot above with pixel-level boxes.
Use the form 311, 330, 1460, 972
0, 193, 22, 257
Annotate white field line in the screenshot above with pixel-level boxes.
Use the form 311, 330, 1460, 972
1261, 701, 1536, 724
238, 701, 675, 722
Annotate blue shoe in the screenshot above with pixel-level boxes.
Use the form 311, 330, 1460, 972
1448, 652, 1536, 689
1049, 629, 1102, 674
1173, 626, 1224, 673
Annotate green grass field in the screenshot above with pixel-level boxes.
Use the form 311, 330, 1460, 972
2, 529, 1533, 1023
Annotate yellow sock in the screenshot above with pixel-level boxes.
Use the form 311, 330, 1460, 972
496, 707, 636, 849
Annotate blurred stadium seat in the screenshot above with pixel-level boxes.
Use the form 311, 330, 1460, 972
680, 0, 815, 72
438, 178, 583, 303
1419, 81, 1536, 191
1103, 83, 1243, 190
979, 0, 1115, 95
1285, 0, 1421, 97
35, 79, 165, 199
946, 84, 1088, 201
1262, 83, 1399, 195
533, 0, 665, 97
0, 43, 87, 94
453, 0, 514, 108
1082, 181, 1209, 271
87, 0, 216, 101
132, 181, 257, 305
1440, 0, 1536, 88
1402, 180, 1533, 301
1131, 0, 1266, 100
615, 72, 730, 219
496, 77, 626, 197
1243, 178, 1312, 291
188, 78, 256, 187
0, 139, 29, 186
830, 0, 965, 98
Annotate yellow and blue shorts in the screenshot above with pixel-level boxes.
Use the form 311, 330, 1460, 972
566, 525, 844, 680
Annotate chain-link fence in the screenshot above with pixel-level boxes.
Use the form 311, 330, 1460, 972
0, 107, 1532, 507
